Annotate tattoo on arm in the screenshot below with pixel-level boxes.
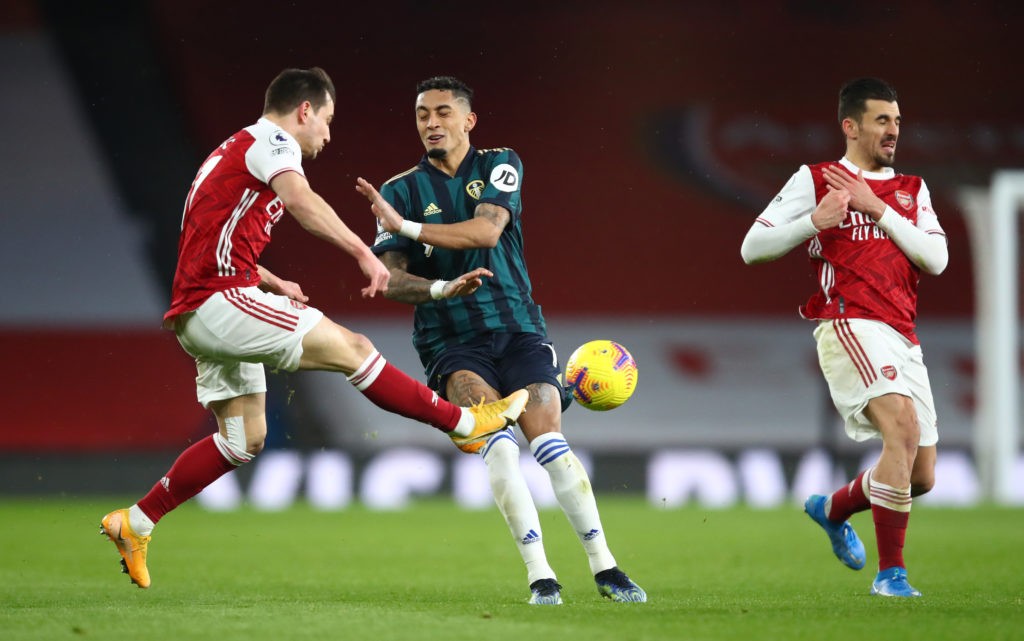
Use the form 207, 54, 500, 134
474, 202, 511, 230
380, 251, 432, 304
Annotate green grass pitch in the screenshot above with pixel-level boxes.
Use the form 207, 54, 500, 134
1, 497, 1021, 640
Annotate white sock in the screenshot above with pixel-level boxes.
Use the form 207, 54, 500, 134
530, 432, 616, 574
129, 504, 155, 537
483, 431, 556, 584
450, 407, 474, 437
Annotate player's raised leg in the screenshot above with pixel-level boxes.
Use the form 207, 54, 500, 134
803, 467, 869, 571
300, 318, 527, 442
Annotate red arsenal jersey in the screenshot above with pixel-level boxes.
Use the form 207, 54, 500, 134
164, 118, 304, 321
754, 158, 944, 343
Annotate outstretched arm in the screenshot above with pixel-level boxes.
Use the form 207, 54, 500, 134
272, 171, 389, 298
356, 177, 508, 249
379, 251, 493, 305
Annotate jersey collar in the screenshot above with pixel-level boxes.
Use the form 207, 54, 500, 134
839, 156, 895, 180
420, 146, 477, 178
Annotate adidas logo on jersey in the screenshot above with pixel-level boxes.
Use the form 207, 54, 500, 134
423, 202, 443, 217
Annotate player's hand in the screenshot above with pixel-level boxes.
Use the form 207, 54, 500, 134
275, 279, 309, 303
822, 165, 887, 220
441, 268, 493, 298
357, 250, 390, 298
257, 265, 309, 302
810, 186, 850, 231
355, 177, 404, 233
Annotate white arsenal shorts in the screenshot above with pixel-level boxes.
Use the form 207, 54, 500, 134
174, 286, 324, 407
813, 318, 938, 446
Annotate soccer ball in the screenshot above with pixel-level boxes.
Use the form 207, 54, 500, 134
564, 340, 638, 411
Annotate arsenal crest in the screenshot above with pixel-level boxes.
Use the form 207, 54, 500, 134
894, 191, 915, 210
881, 365, 897, 380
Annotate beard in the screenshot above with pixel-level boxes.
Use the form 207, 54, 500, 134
426, 148, 447, 159
875, 150, 895, 167
875, 138, 897, 167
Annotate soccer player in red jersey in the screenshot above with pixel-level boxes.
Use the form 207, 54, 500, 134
741, 78, 948, 597
99, 68, 528, 589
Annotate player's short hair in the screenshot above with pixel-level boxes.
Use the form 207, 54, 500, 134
838, 77, 898, 124
416, 76, 474, 108
263, 67, 336, 115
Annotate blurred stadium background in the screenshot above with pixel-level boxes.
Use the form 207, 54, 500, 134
1, 0, 1020, 509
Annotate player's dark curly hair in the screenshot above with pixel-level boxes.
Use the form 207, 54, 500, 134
416, 76, 474, 108
263, 67, 336, 115
838, 77, 898, 124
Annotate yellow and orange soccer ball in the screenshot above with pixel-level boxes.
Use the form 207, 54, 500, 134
564, 339, 638, 411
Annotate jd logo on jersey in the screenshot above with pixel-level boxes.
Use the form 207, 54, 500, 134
490, 164, 519, 193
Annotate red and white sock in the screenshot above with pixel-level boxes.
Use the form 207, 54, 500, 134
868, 474, 912, 570
347, 350, 466, 433
135, 434, 238, 532
826, 468, 872, 522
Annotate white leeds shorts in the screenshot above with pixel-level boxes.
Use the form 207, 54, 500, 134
813, 318, 938, 446
174, 286, 324, 407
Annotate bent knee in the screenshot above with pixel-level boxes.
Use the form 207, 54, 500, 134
895, 420, 921, 451
884, 400, 921, 450
328, 326, 376, 372
246, 437, 266, 457
911, 478, 934, 497
346, 331, 375, 359
910, 460, 936, 497
217, 415, 264, 465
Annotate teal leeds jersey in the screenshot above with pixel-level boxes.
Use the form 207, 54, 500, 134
372, 146, 546, 367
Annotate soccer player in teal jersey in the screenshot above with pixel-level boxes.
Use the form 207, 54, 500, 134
371, 145, 543, 371
356, 76, 646, 605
